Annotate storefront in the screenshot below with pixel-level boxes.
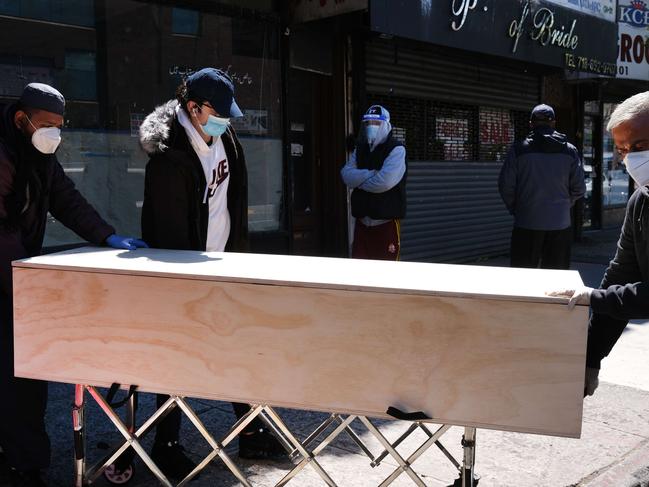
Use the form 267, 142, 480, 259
0, 0, 286, 252
0, 1, 630, 262
570, 0, 649, 232
360, 0, 618, 262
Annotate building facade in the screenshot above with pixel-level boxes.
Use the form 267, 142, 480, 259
0, 1, 644, 262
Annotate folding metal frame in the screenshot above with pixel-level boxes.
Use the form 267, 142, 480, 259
72, 385, 477, 487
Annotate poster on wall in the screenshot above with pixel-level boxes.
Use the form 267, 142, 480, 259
617, 0, 649, 80
543, 0, 615, 22
436, 118, 469, 161
479, 108, 514, 147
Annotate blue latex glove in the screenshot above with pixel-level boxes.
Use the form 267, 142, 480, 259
105, 234, 149, 250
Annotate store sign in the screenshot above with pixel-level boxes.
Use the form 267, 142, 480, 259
617, 0, 649, 80
619, 0, 649, 27
290, 0, 367, 23
370, 0, 617, 76
544, 0, 615, 22
508, 2, 579, 54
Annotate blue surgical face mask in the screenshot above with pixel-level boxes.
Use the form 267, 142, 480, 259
365, 124, 379, 143
200, 114, 230, 138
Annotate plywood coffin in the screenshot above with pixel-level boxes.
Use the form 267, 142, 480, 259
13, 247, 588, 438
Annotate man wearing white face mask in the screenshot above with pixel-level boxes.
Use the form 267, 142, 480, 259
0, 83, 147, 486
549, 91, 649, 398
341, 105, 407, 260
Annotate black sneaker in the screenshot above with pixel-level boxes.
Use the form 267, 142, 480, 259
9, 470, 46, 487
238, 429, 286, 460
151, 441, 198, 480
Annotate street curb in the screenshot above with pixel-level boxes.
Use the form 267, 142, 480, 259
578, 437, 649, 487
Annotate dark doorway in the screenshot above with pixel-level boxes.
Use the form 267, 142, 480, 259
288, 68, 338, 256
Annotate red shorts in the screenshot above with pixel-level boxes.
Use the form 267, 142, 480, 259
351, 219, 401, 261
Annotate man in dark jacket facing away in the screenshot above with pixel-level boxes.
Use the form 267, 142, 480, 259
139, 68, 283, 479
499, 104, 586, 269
0, 83, 146, 487
341, 105, 407, 260
552, 91, 649, 396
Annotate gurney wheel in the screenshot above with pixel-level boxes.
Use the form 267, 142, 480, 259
103, 463, 135, 484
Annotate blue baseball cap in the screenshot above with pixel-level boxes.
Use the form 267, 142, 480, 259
186, 68, 243, 118
19, 83, 65, 116
530, 104, 555, 122
362, 105, 390, 123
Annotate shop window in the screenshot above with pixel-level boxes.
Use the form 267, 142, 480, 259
172, 7, 200, 36
0, 0, 95, 27
366, 95, 533, 162
0, 55, 54, 98
232, 17, 279, 59
0, 2, 284, 246
56, 50, 97, 101
602, 102, 630, 208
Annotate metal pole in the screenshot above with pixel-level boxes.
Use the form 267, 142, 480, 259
461, 427, 477, 487
73, 385, 85, 487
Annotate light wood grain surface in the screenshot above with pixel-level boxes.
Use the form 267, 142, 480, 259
14, 247, 584, 303
13, 247, 588, 438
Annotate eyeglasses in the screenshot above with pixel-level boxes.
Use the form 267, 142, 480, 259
199, 102, 224, 118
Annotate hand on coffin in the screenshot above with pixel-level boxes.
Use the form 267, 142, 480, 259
105, 234, 149, 250
584, 366, 599, 397
545, 287, 593, 308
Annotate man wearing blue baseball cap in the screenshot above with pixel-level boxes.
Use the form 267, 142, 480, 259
0, 83, 147, 486
139, 68, 283, 478
341, 105, 407, 260
499, 103, 585, 270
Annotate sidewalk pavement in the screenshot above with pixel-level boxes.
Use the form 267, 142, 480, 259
42, 228, 649, 487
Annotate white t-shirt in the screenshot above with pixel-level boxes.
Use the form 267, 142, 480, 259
177, 106, 231, 252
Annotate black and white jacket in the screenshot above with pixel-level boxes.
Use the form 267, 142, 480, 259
139, 100, 248, 252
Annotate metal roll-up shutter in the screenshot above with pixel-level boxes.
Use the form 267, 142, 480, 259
364, 38, 538, 262
400, 162, 513, 263
366, 39, 540, 110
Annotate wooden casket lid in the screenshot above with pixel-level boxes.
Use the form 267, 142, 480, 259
14, 246, 584, 304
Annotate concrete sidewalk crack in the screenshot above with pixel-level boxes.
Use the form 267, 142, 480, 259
574, 437, 649, 486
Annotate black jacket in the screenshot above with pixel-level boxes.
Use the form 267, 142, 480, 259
0, 104, 115, 298
499, 127, 585, 231
351, 133, 407, 220
587, 185, 649, 368
139, 100, 248, 252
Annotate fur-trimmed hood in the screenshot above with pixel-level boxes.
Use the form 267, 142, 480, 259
139, 100, 178, 155
139, 99, 239, 159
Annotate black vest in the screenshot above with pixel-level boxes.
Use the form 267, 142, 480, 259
351, 133, 407, 220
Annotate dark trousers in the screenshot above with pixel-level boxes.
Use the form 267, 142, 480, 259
510, 226, 572, 270
0, 298, 50, 471
352, 220, 401, 261
154, 398, 261, 445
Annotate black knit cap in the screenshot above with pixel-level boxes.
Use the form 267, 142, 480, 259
530, 104, 555, 122
19, 83, 65, 116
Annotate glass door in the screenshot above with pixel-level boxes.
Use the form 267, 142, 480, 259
582, 102, 602, 229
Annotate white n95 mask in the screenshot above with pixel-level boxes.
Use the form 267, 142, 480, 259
31, 127, 62, 154
624, 150, 649, 187
27, 116, 61, 154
